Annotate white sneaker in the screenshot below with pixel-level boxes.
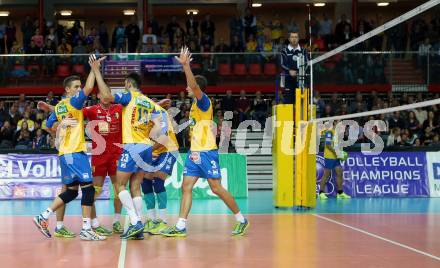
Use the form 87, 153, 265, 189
80, 229, 107, 241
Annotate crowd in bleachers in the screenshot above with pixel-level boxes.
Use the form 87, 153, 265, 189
315, 91, 440, 147
0, 10, 439, 83
0, 90, 273, 151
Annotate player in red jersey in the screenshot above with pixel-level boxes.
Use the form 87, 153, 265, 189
38, 93, 124, 237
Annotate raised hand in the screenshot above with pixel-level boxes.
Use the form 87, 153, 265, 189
174, 47, 193, 66
89, 54, 107, 71
37, 101, 54, 112
158, 99, 172, 109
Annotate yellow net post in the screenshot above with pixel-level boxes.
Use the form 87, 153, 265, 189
272, 88, 316, 208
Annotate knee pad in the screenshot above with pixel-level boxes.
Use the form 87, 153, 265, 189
59, 188, 79, 204
94, 186, 103, 198
81, 185, 95, 206
153, 179, 166, 193
141, 179, 153, 194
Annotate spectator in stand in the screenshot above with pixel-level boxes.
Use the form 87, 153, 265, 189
305, 16, 320, 39
42, 39, 56, 75
31, 28, 44, 49
243, 8, 257, 41
413, 107, 428, 126
319, 14, 333, 49
33, 128, 47, 149
236, 90, 251, 123
215, 38, 230, 64
85, 26, 97, 49
201, 14, 215, 41
98, 20, 109, 52
245, 34, 258, 64
186, 12, 199, 36
125, 17, 140, 53
91, 38, 105, 54
349, 92, 364, 113
8, 104, 21, 127
57, 37, 72, 54
112, 20, 126, 52
314, 92, 326, 118
423, 111, 439, 132
406, 111, 420, 133
186, 28, 199, 47
327, 93, 341, 114
322, 105, 333, 118
270, 14, 283, 42
45, 27, 58, 48
142, 26, 158, 45
72, 39, 87, 65
46, 91, 58, 106
166, 16, 180, 46
230, 11, 244, 44
17, 111, 35, 132
140, 36, 161, 53
335, 14, 351, 45
388, 111, 405, 129
418, 37, 431, 68
26, 40, 42, 64
14, 121, 32, 149
0, 101, 7, 125
0, 119, 14, 148
21, 15, 35, 51
147, 16, 160, 36
252, 91, 268, 126
222, 90, 235, 115
5, 20, 16, 53
72, 28, 85, 47
230, 35, 244, 52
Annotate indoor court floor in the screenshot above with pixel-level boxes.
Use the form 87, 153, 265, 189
1, 191, 439, 268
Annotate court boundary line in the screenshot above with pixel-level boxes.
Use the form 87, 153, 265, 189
117, 217, 129, 268
313, 214, 440, 261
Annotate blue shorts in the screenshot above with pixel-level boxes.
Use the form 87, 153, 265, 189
60, 152, 93, 185
148, 151, 178, 175
117, 143, 153, 173
324, 158, 341, 170
183, 150, 221, 179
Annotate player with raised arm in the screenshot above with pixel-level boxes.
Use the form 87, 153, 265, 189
33, 56, 107, 241
161, 47, 249, 237
92, 62, 167, 240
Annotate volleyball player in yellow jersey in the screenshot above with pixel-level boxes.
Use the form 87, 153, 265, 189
161, 47, 249, 237
318, 123, 351, 200
142, 105, 179, 235
33, 56, 107, 241
92, 63, 167, 240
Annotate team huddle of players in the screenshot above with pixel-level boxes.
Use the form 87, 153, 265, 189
33, 48, 249, 241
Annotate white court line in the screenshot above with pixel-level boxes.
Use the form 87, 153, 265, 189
313, 214, 440, 261
118, 217, 130, 268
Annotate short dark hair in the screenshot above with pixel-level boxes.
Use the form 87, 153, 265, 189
63, 75, 81, 88
288, 31, 299, 37
195, 75, 208, 91
126, 72, 141, 88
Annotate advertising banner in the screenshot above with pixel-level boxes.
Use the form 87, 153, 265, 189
426, 152, 440, 197
0, 153, 247, 200
316, 152, 429, 197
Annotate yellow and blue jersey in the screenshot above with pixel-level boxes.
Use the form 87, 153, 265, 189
151, 107, 179, 155
189, 93, 217, 152
114, 90, 161, 145
46, 90, 87, 156
323, 129, 337, 160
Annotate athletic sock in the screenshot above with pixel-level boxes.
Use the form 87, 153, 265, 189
83, 218, 91, 230
56, 221, 64, 230
118, 190, 140, 225
113, 213, 121, 224
133, 196, 143, 222
158, 209, 167, 223
234, 212, 246, 223
41, 208, 53, 220
147, 209, 156, 221
92, 218, 100, 229
176, 218, 187, 230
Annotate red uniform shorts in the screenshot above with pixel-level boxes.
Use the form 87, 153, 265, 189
92, 153, 120, 177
